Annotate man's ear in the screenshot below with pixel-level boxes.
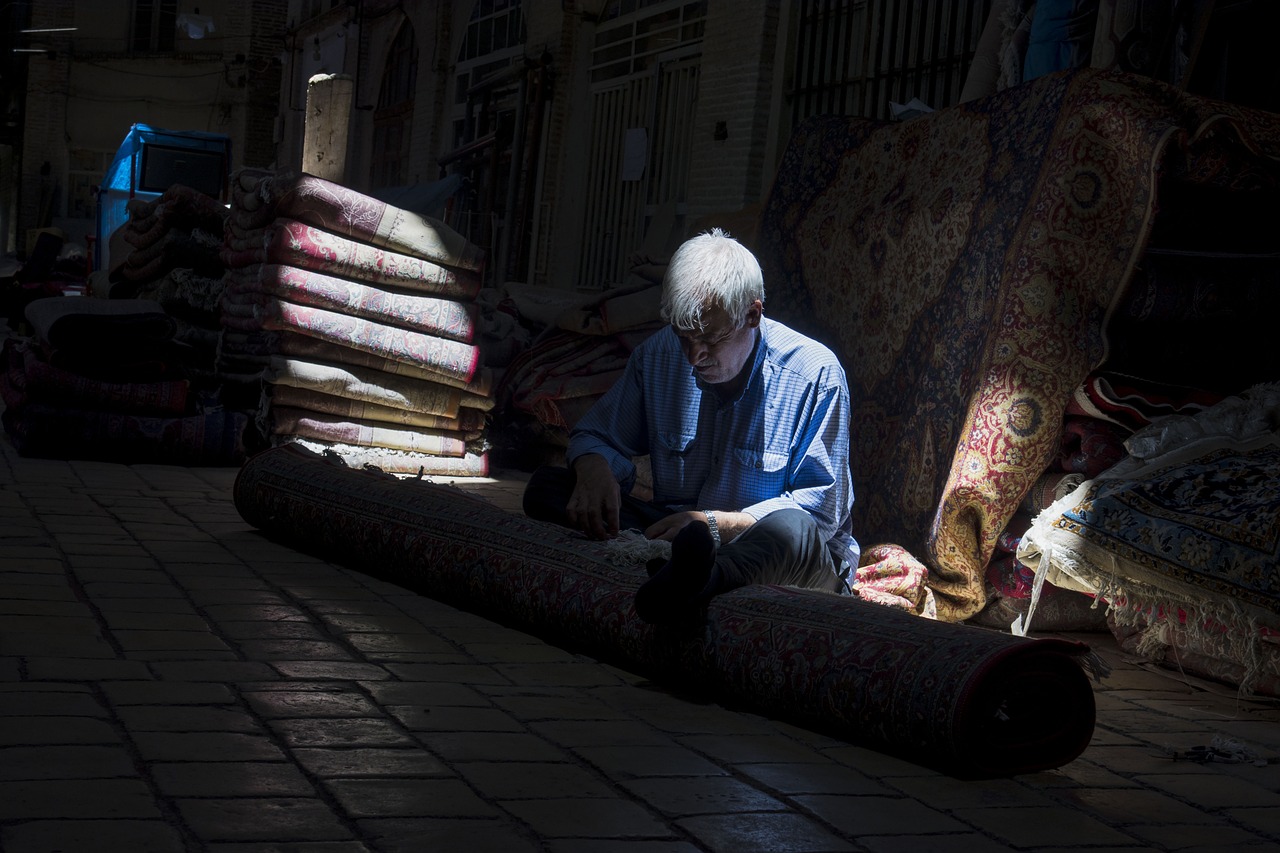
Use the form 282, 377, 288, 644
745, 299, 763, 328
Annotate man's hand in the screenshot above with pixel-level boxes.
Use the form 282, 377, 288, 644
645, 510, 756, 543
567, 454, 621, 540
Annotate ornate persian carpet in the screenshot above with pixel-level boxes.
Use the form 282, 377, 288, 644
234, 444, 1097, 778
756, 68, 1280, 621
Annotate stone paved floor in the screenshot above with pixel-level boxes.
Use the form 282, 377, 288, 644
1, 437, 1279, 852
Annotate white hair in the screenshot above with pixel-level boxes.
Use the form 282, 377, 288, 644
660, 228, 764, 331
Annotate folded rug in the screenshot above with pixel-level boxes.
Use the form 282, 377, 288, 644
221, 219, 480, 301
234, 443, 1099, 778
4, 404, 247, 466
3, 339, 189, 416
229, 170, 484, 272
227, 264, 478, 344
281, 438, 490, 477
222, 296, 481, 387
265, 356, 490, 418
267, 385, 485, 433
268, 406, 471, 456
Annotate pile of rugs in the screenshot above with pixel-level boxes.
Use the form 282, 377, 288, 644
217, 170, 500, 477
106, 183, 233, 393
0, 296, 248, 464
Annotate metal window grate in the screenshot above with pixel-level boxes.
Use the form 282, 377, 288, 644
789, 0, 992, 123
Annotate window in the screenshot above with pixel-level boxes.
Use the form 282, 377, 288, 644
371, 23, 418, 189
131, 0, 177, 53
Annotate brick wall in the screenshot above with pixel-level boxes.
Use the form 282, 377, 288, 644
685, 0, 781, 222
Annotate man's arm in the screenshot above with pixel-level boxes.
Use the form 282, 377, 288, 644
563, 350, 651, 539
566, 453, 623, 540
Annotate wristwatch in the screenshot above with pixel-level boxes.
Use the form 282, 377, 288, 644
703, 510, 721, 547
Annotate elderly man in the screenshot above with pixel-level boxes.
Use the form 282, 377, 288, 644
523, 229, 857, 623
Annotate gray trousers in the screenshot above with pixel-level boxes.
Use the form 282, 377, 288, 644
523, 466, 846, 596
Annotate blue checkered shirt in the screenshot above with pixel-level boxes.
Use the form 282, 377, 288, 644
568, 317, 858, 585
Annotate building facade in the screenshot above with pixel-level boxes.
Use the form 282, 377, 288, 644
7, 0, 284, 258
277, 0, 992, 292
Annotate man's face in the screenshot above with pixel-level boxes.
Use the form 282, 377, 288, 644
674, 300, 762, 385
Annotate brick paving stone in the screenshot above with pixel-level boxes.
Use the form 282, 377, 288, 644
131, 731, 287, 762
361, 681, 490, 706
23, 657, 155, 680
218, 620, 331, 639
0, 779, 161, 820
886, 774, 1058, 808
1224, 805, 1280, 835
150, 761, 318, 797
1128, 822, 1270, 850
343, 632, 463, 656
101, 680, 237, 705
0, 631, 117, 657
575, 745, 731, 779
290, 747, 453, 778
820, 744, 941, 778
188, 589, 299, 606
387, 704, 526, 732
485, 689, 631, 721
621, 776, 789, 816
456, 761, 616, 800
101, 610, 212, 630
271, 661, 393, 680
115, 705, 265, 732
857, 835, 1018, 853
419, 731, 569, 762
548, 843, 704, 853
244, 689, 383, 718
678, 812, 856, 853
354, 818, 541, 853
1137, 772, 1280, 807
675, 733, 831, 765
175, 798, 352, 843
267, 717, 418, 748
381, 663, 516, 685
0, 688, 107, 717
495, 661, 629, 688
237, 639, 357, 660
735, 761, 890, 796
322, 614, 438, 634
630, 704, 780, 737
798, 794, 970, 835
202, 604, 315, 622
111, 629, 235, 653
0, 715, 122, 746
502, 797, 675, 839
205, 843, 373, 853
0, 819, 188, 853
533, 719, 675, 748
324, 778, 499, 818
0, 745, 136, 780
147, 660, 280, 681
953, 805, 1141, 847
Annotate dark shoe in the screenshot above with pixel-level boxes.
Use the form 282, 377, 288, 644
634, 521, 718, 624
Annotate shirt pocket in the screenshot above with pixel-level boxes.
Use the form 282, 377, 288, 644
652, 431, 699, 499
730, 446, 791, 499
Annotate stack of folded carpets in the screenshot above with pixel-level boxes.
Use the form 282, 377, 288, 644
217, 169, 497, 477
107, 184, 231, 384
0, 297, 248, 464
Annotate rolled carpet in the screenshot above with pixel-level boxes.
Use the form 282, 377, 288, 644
233, 444, 1097, 778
